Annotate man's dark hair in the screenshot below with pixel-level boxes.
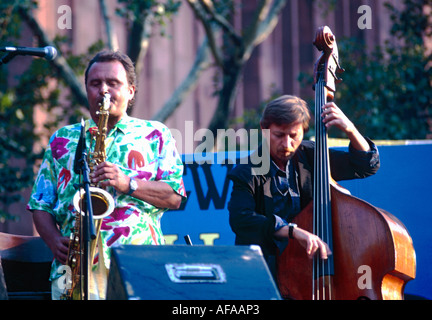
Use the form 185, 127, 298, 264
260, 95, 311, 132
85, 50, 137, 108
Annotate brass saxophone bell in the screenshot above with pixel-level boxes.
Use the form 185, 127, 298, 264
73, 186, 115, 219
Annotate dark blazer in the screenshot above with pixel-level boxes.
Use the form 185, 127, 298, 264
227, 139, 380, 256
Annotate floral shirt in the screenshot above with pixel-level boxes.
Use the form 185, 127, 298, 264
27, 115, 186, 280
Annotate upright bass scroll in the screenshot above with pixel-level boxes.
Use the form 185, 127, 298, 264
312, 26, 344, 98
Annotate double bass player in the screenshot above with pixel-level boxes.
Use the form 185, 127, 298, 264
228, 26, 415, 300
227, 94, 380, 282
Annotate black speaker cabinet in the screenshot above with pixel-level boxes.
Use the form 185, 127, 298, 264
106, 245, 281, 300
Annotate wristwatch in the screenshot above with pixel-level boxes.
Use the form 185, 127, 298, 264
127, 177, 138, 195
288, 223, 297, 239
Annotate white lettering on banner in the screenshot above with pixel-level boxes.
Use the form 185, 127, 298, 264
165, 233, 220, 246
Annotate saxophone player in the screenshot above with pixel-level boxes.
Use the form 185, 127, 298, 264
27, 50, 187, 300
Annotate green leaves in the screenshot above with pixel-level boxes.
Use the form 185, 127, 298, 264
328, 0, 431, 140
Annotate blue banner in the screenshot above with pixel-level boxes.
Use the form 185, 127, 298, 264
162, 144, 432, 299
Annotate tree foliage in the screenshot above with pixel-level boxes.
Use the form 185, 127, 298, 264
0, 0, 180, 221
330, 0, 432, 140
185, 0, 287, 137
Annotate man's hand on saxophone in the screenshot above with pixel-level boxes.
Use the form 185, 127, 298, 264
90, 161, 130, 194
91, 161, 183, 210
32, 210, 69, 265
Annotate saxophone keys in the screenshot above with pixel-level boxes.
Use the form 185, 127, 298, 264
71, 256, 77, 268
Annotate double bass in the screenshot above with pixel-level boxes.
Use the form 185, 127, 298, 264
276, 26, 416, 300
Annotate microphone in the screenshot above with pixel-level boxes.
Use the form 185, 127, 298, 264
0, 46, 57, 61
74, 118, 86, 174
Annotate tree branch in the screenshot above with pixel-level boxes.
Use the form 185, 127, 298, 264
127, 16, 151, 78
99, 0, 118, 50
17, 6, 88, 108
198, 0, 242, 46
151, 37, 212, 122
242, 0, 287, 61
186, 0, 223, 68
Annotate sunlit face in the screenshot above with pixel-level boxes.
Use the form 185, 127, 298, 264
263, 121, 304, 169
86, 61, 135, 128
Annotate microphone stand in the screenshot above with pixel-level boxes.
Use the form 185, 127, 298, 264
0, 52, 17, 65
75, 121, 96, 300
1, 45, 57, 65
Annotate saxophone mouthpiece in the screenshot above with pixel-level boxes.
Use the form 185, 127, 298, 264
99, 93, 111, 110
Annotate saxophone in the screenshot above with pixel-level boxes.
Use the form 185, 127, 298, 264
62, 93, 115, 300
